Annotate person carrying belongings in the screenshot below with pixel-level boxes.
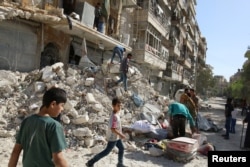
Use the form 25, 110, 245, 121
168, 101, 197, 138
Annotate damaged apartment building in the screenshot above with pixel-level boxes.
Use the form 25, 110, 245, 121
120, 0, 207, 97
0, 0, 207, 97
0, 0, 134, 71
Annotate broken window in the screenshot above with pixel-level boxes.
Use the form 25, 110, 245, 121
40, 43, 60, 69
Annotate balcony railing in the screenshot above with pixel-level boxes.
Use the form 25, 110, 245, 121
149, 2, 170, 29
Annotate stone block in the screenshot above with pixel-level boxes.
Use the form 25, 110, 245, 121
61, 115, 70, 124
73, 127, 92, 137
85, 77, 95, 86
92, 103, 104, 112
109, 64, 120, 74
34, 82, 46, 93
42, 66, 56, 82
67, 67, 78, 76
72, 114, 89, 124
116, 88, 123, 98
85, 137, 94, 147
85, 93, 96, 104
0, 70, 18, 87
66, 76, 76, 86
68, 108, 79, 118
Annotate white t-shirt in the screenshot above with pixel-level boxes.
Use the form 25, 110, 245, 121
106, 112, 122, 141
231, 110, 238, 119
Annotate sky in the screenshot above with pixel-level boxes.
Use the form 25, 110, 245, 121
196, 0, 250, 81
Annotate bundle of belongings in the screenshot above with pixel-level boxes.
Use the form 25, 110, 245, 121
123, 120, 169, 141
165, 137, 199, 163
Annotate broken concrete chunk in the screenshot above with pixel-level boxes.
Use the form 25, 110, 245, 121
72, 114, 89, 124
109, 64, 120, 74
73, 127, 92, 137
85, 137, 94, 147
113, 76, 120, 82
3, 85, 14, 94
34, 82, 46, 93
0, 130, 14, 138
68, 108, 79, 118
29, 104, 39, 111
85, 78, 95, 86
85, 93, 96, 104
116, 88, 123, 98
66, 76, 76, 86
92, 103, 104, 112
64, 100, 78, 112
91, 145, 104, 154
67, 68, 78, 76
0, 70, 18, 87
0, 119, 7, 125
61, 115, 70, 124
51, 62, 64, 71
41, 66, 56, 82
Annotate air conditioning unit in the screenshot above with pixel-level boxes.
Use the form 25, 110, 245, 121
75, 1, 95, 28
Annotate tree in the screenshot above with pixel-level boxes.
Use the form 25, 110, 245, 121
241, 60, 250, 101
229, 79, 244, 98
196, 66, 215, 96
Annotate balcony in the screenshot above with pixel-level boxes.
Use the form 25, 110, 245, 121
133, 44, 166, 70
182, 70, 192, 85
136, 1, 170, 36
165, 70, 182, 82
123, 0, 139, 8
179, 0, 188, 15
177, 56, 192, 69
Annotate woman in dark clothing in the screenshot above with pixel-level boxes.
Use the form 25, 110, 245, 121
222, 98, 234, 139
243, 111, 250, 148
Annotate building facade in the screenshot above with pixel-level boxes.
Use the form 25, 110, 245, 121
0, 0, 207, 97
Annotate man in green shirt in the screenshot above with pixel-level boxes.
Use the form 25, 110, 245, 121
8, 88, 69, 167
168, 102, 196, 138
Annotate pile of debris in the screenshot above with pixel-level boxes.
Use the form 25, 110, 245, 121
0, 60, 217, 163
0, 61, 170, 152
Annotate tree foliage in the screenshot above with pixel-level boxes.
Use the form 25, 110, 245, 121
228, 60, 250, 101
196, 66, 215, 95
229, 79, 244, 98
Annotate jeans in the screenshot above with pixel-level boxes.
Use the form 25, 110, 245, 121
225, 116, 232, 138
172, 115, 186, 138
111, 47, 123, 63
117, 72, 128, 91
230, 118, 236, 133
87, 140, 124, 165
97, 21, 104, 33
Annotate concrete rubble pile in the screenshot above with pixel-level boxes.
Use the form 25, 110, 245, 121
0, 61, 169, 152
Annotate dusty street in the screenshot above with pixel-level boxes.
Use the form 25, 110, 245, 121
0, 97, 247, 167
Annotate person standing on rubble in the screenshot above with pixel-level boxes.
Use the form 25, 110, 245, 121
180, 88, 197, 122
168, 101, 196, 138
86, 98, 127, 167
110, 46, 126, 64
8, 88, 69, 167
116, 53, 132, 92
